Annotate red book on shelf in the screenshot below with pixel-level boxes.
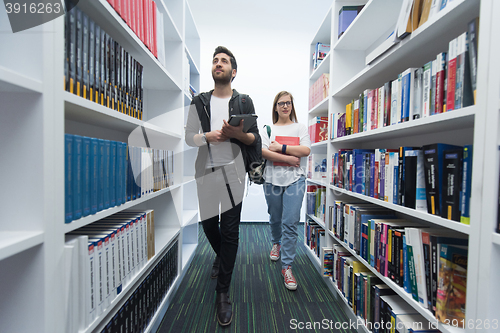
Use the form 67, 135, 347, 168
107, 0, 115, 9
152, 0, 157, 58
143, 0, 151, 51
273, 136, 300, 166
129, 0, 135, 36
446, 38, 458, 112
140, 0, 146, 45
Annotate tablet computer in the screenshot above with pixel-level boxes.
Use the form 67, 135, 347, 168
228, 114, 258, 132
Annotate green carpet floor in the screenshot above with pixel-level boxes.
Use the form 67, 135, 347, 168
156, 223, 357, 333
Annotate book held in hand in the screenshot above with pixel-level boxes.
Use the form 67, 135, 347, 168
273, 136, 300, 167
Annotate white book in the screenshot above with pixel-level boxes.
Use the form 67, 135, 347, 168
422, 61, 432, 117
413, 67, 423, 119
390, 79, 399, 125
390, 151, 399, 204
406, 227, 428, 308
64, 239, 80, 333
396, 0, 414, 39
397, 73, 403, 123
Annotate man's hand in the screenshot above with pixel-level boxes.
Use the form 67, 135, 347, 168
221, 119, 245, 140
205, 130, 228, 144
269, 141, 283, 153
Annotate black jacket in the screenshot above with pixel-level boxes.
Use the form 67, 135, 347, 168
185, 89, 260, 180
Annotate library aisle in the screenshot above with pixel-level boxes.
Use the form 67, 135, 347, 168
156, 223, 356, 333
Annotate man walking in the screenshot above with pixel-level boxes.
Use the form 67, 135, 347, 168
184, 46, 259, 326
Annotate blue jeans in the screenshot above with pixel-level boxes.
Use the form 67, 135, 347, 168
264, 176, 306, 269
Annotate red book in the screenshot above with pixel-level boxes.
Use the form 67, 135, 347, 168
435, 53, 446, 114
446, 38, 458, 111
138, 0, 143, 43
152, 1, 157, 58
107, 0, 115, 9
143, 0, 150, 51
273, 136, 300, 167
130, 0, 136, 36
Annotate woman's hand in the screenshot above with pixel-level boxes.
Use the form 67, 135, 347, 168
269, 140, 283, 153
286, 156, 301, 167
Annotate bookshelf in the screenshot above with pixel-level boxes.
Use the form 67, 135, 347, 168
306, 0, 499, 332
0, 0, 200, 332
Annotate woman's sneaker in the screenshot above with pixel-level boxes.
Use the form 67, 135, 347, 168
270, 244, 281, 261
281, 265, 297, 290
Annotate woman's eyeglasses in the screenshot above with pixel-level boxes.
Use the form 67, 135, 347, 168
277, 101, 292, 107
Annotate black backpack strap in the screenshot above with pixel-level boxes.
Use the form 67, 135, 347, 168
238, 94, 248, 114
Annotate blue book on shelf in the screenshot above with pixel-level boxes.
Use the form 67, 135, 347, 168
82, 136, 91, 217
136, 146, 141, 199
97, 139, 104, 212
104, 140, 110, 209
90, 138, 98, 215
116, 141, 123, 206
369, 153, 375, 197
72, 134, 83, 220
109, 141, 117, 208
353, 149, 373, 194
65, 134, 73, 223
122, 143, 127, 203
460, 145, 473, 225
401, 70, 411, 122
403, 234, 411, 293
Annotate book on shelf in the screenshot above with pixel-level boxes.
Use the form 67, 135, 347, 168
338, 5, 364, 38
442, 148, 463, 221
312, 42, 330, 70
460, 145, 473, 225
404, 148, 427, 211
309, 116, 328, 143
467, 17, 479, 104
422, 143, 462, 216
436, 244, 468, 328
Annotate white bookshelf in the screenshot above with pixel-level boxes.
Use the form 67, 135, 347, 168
0, 0, 200, 332
306, 1, 498, 332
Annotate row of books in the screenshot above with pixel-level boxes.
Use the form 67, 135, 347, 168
64, 210, 156, 331
106, 0, 166, 66
99, 240, 178, 333
305, 220, 326, 259
309, 116, 328, 143
65, 134, 174, 223
327, 244, 442, 333
307, 154, 328, 181
331, 144, 473, 223
332, 21, 478, 139
309, 73, 329, 110
306, 185, 326, 221
312, 42, 330, 70
328, 203, 468, 327
65, 6, 145, 120
367, 0, 467, 65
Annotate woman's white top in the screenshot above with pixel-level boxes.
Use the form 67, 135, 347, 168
261, 122, 311, 187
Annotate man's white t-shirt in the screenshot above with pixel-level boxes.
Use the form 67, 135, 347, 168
261, 122, 311, 186
206, 95, 233, 168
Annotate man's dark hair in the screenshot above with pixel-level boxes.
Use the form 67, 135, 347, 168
213, 46, 237, 72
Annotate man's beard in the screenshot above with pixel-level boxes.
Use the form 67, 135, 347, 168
212, 69, 232, 84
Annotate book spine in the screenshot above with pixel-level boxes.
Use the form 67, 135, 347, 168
446, 38, 458, 111
65, 134, 74, 223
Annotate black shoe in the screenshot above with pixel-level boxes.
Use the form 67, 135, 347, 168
211, 256, 220, 279
216, 292, 232, 326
